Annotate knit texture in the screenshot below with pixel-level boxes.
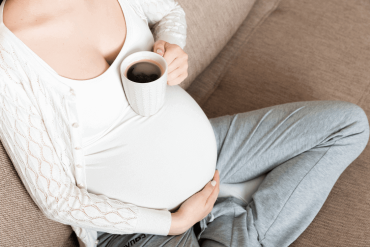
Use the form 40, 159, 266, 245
140, 0, 187, 49
0, 0, 186, 246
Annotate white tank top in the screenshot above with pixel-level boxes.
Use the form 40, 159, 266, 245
54, 0, 217, 212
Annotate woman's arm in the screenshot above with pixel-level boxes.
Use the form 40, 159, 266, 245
139, 0, 187, 49
0, 70, 171, 236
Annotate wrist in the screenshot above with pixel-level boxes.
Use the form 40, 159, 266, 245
170, 212, 188, 235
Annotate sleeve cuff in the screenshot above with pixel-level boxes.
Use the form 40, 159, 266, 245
156, 33, 186, 50
134, 207, 172, 236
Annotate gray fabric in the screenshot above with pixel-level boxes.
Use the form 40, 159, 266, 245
96, 100, 369, 247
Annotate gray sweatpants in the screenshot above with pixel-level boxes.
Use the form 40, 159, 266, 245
96, 100, 369, 247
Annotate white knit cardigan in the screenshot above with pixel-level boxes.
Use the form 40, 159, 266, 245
0, 0, 187, 246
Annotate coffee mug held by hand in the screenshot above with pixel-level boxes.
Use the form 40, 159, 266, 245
120, 51, 168, 117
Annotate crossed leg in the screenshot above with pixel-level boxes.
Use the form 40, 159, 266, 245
97, 100, 369, 247
198, 100, 369, 247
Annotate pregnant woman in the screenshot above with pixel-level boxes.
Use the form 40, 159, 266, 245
0, 0, 369, 247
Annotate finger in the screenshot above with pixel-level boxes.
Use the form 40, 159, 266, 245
205, 182, 219, 208
201, 180, 217, 201
153, 40, 166, 57
200, 170, 219, 201
168, 56, 186, 74
168, 66, 187, 82
206, 170, 220, 207
168, 72, 188, 86
212, 169, 220, 186
215, 169, 220, 181
163, 43, 178, 68
201, 170, 218, 195
198, 170, 218, 192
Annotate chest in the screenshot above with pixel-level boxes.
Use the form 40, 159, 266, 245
4, 0, 127, 80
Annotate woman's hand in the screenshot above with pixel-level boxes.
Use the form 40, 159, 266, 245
152, 40, 188, 86
168, 169, 220, 235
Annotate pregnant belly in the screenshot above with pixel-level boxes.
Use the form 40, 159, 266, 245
83, 85, 218, 212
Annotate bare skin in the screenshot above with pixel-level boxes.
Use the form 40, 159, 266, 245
169, 169, 220, 235
4, 0, 209, 236
4, 0, 188, 84
4, 0, 127, 80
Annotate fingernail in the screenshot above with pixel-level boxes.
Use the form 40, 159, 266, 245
156, 49, 163, 55
211, 180, 216, 186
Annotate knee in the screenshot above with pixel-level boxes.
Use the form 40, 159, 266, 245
337, 101, 369, 128
335, 100, 370, 145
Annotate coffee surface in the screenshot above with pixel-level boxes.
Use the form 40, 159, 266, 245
127, 61, 161, 83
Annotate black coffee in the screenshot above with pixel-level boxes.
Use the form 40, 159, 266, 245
127, 61, 162, 83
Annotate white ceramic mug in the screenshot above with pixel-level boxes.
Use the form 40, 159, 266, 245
120, 51, 168, 117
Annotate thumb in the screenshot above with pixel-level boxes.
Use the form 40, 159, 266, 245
153, 40, 166, 57
201, 169, 219, 197
201, 179, 217, 199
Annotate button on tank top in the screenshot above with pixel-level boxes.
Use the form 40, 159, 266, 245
30, 0, 218, 212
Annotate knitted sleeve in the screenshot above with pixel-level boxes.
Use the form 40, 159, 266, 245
0, 45, 172, 237
139, 0, 187, 49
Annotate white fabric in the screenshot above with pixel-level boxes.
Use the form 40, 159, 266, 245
218, 174, 267, 205
57, 1, 217, 216
0, 0, 190, 246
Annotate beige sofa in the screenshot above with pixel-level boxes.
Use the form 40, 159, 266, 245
1, 0, 369, 246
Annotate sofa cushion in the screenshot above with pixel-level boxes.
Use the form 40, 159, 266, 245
178, 0, 259, 90
187, 0, 370, 245
0, 143, 72, 247
186, 0, 281, 105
